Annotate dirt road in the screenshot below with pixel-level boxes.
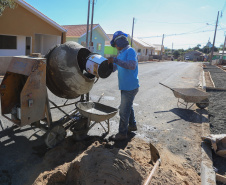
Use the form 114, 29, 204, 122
0, 61, 204, 184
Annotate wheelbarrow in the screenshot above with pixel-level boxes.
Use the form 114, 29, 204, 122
70, 102, 118, 140
45, 101, 118, 147
160, 83, 209, 109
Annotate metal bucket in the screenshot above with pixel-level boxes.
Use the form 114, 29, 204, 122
86, 54, 113, 78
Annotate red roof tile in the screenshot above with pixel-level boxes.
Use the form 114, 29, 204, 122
62, 24, 99, 37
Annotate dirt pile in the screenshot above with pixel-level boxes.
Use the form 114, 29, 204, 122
33, 138, 200, 185
34, 141, 146, 185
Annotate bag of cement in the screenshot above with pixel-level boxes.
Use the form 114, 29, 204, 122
202, 134, 226, 158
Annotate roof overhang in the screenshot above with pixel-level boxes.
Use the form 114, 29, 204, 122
16, 0, 67, 32
80, 25, 110, 40
132, 37, 154, 48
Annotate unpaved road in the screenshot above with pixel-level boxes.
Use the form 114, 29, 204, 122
0, 61, 204, 184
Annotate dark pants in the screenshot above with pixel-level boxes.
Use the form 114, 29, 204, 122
119, 88, 139, 135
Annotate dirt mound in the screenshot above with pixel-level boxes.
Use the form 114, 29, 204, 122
34, 141, 146, 185
33, 138, 200, 185
151, 148, 200, 184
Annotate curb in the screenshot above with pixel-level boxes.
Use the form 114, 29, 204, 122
200, 68, 216, 185
202, 70, 206, 91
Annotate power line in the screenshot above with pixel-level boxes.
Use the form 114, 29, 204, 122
137, 20, 216, 25
171, 42, 222, 47
138, 28, 226, 39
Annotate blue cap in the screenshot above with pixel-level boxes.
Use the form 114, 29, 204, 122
110, 31, 128, 47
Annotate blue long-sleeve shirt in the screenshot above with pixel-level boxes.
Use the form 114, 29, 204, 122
113, 46, 140, 91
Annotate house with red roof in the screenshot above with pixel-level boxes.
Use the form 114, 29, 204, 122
0, 0, 66, 57
62, 24, 109, 56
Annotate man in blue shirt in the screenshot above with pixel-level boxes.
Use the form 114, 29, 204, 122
108, 31, 140, 141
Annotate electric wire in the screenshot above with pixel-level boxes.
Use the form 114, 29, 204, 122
138, 28, 226, 39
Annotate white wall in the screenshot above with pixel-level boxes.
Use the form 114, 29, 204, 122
0, 35, 26, 56
35, 34, 61, 55
42, 35, 61, 55
0, 57, 12, 75
34, 34, 42, 54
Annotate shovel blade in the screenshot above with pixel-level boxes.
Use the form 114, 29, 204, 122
150, 142, 160, 163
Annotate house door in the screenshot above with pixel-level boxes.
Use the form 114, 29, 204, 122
26, 37, 31, 55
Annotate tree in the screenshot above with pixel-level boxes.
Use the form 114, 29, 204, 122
201, 46, 210, 54
173, 50, 180, 59
200, 46, 218, 54
0, 0, 16, 16
193, 44, 201, 51
219, 44, 224, 50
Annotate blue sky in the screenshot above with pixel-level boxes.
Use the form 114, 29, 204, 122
25, 0, 226, 49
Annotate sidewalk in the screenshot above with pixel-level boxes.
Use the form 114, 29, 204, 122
203, 65, 226, 185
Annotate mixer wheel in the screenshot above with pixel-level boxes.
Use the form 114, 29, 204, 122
45, 125, 66, 148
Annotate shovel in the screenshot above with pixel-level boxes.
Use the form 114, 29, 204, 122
143, 142, 161, 185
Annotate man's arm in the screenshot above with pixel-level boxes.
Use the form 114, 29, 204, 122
113, 63, 117, 72
113, 58, 136, 70
114, 48, 137, 70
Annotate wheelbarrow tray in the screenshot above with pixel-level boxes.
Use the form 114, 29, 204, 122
76, 102, 118, 122
172, 88, 209, 103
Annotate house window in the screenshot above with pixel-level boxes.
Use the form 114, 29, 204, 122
0, 35, 17, 49
137, 49, 141, 53
81, 42, 86, 47
97, 43, 101, 51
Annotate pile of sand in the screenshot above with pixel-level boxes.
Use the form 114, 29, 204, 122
33, 138, 201, 185
34, 141, 146, 185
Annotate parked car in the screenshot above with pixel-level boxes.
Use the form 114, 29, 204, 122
185, 56, 189, 60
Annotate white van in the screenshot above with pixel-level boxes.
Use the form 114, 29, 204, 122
185, 56, 189, 60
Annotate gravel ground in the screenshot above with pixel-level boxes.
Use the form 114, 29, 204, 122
204, 65, 226, 184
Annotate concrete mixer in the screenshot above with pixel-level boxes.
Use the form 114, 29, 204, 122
0, 41, 117, 148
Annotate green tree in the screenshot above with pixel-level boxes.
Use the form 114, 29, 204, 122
0, 0, 16, 16
201, 46, 218, 54
193, 44, 201, 51
173, 50, 180, 59
219, 44, 224, 50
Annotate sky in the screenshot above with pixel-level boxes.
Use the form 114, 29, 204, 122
24, 0, 226, 49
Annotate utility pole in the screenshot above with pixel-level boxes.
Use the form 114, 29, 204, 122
172, 42, 173, 60
172, 42, 173, 54
86, 0, 90, 49
131, 17, 135, 47
221, 34, 226, 64
160, 34, 164, 60
210, 11, 219, 65
89, 0, 95, 47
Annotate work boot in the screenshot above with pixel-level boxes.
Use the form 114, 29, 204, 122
110, 133, 127, 141
128, 125, 137, 132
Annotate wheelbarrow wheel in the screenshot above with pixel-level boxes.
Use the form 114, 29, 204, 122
196, 99, 209, 109
45, 125, 66, 148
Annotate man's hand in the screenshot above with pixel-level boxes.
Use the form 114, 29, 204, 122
107, 57, 114, 64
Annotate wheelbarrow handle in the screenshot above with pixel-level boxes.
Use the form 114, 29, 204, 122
159, 82, 174, 91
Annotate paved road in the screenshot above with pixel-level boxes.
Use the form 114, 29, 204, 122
0, 61, 204, 184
